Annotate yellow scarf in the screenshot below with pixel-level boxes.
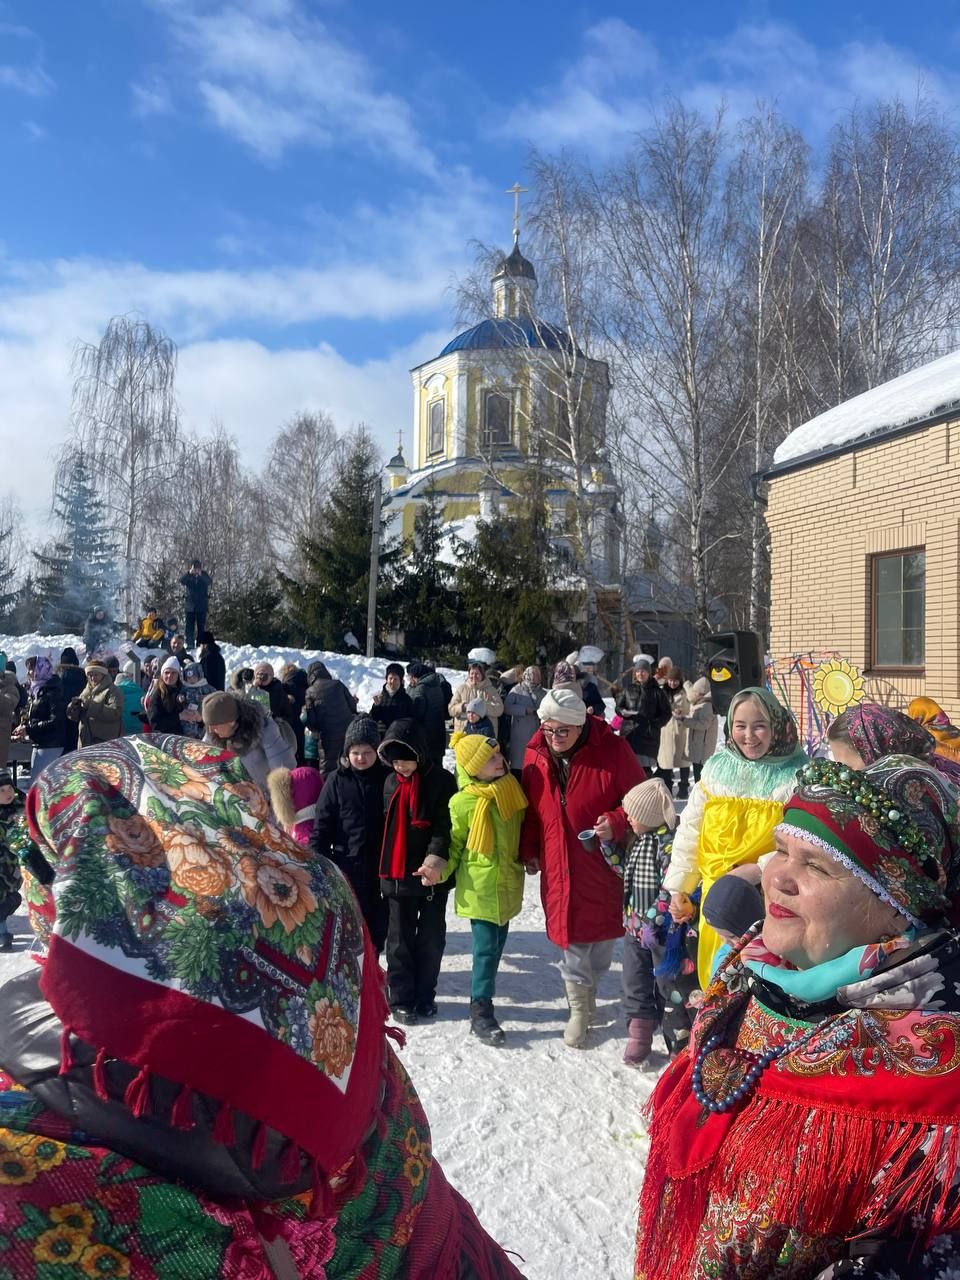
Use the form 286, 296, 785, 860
464, 773, 528, 858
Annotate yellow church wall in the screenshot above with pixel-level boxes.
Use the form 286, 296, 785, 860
416, 368, 453, 465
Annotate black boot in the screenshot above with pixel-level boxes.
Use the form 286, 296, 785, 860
470, 998, 505, 1046
0, 933, 12, 952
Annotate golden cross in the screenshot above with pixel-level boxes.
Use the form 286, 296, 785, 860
506, 182, 528, 242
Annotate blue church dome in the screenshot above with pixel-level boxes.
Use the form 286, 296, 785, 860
439, 316, 577, 357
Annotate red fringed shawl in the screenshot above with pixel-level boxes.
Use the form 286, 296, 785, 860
636, 973, 960, 1278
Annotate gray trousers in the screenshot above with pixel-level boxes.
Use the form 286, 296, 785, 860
31, 747, 63, 780
559, 938, 617, 987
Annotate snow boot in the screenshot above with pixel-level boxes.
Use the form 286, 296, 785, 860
587, 986, 599, 1025
563, 981, 591, 1049
391, 1006, 418, 1027
470, 998, 505, 1046
0, 933, 11, 953
623, 1017, 657, 1068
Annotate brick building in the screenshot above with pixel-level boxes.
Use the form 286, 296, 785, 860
764, 348, 960, 721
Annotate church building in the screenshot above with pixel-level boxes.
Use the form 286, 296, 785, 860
385, 220, 621, 587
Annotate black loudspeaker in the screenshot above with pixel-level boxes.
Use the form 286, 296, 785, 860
704, 631, 764, 717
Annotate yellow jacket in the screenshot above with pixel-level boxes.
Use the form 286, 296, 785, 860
132, 617, 166, 646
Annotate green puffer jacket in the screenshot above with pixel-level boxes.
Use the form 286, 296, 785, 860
441, 766, 525, 925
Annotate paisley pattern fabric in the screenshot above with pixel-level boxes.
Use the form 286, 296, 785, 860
635, 927, 960, 1279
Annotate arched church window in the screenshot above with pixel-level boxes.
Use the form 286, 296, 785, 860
482, 390, 512, 449
428, 399, 445, 455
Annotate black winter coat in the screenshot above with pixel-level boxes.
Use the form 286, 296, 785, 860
370, 685, 414, 736
179, 570, 212, 612
407, 674, 447, 764
304, 670, 358, 770
256, 678, 295, 727
57, 663, 86, 752
378, 719, 455, 897
281, 668, 308, 761
144, 683, 184, 734
615, 679, 670, 757
199, 643, 226, 692
311, 761, 390, 902
26, 676, 68, 750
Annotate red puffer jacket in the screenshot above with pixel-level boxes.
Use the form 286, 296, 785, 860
519, 717, 645, 949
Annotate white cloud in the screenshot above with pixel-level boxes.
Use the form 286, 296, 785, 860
0, 22, 54, 97
147, 0, 436, 171
131, 76, 173, 117
22, 119, 47, 140
499, 19, 960, 151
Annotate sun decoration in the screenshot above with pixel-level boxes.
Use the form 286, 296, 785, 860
813, 658, 866, 717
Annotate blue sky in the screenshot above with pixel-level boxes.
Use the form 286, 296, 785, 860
1, 0, 959, 528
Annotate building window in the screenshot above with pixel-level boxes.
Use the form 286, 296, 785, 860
428, 399, 445, 455
482, 390, 512, 449
871, 550, 925, 669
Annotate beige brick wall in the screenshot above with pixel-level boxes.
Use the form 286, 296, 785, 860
767, 418, 960, 722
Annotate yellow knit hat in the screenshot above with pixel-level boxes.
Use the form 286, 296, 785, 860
452, 731, 499, 777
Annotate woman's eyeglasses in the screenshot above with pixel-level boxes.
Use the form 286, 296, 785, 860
541, 725, 574, 740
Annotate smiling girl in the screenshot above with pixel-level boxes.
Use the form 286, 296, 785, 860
663, 687, 807, 985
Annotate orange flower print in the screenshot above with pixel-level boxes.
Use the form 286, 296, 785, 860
390, 1203, 423, 1247
308, 996, 356, 1078
237, 851, 317, 934
225, 781, 269, 821
218, 825, 274, 860
80, 1243, 130, 1277
403, 1155, 425, 1188
34, 1226, 87, 1265
164, 826, 232, 897
105, 815, 165, 867
49, 1203, 95, 1234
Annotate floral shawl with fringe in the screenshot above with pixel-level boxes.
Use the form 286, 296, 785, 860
635, 926, 960, 1279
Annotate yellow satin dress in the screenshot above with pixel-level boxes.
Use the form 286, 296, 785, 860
695, 792, 784, 987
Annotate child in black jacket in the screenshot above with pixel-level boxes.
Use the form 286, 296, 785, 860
310, 716, 390, 952
377, 717, 456, 1025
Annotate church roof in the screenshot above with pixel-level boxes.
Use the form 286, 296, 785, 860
439, 315, 576, 357
492, 239, 537, 282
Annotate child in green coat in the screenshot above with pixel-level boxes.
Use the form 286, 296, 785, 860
416, 733, 527, 1045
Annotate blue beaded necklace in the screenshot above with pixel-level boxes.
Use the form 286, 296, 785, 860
691, 1020, 820, 1114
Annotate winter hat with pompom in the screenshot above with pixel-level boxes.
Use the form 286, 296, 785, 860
622, 778, 677, 831
267, 766, 325, 845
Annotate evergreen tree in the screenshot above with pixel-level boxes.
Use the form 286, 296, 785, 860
391, 479, 462, 659
455, 471, 580, 664
35, 452, 120, 634
142, 558, 183, 625
280, 429, 398, 648
0, 525, 18, 625
216, 572, 289, 647
8, 573, 44, 636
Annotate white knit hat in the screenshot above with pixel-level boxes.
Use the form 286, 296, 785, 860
161, 656, 181, 675
537, 687, 587, 726
622, 778, 677, 831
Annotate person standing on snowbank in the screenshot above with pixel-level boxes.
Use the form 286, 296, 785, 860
520, 688, 645, 1048
418, 732, 527, 1046
179, 558, 212, 649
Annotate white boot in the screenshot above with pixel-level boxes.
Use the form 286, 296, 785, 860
563, 981, 591, 1049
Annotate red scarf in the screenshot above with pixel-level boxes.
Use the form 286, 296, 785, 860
384, 771, 429, 878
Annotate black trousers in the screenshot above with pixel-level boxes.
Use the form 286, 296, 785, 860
185, 610, 207, 649
385, 889, 448, 1010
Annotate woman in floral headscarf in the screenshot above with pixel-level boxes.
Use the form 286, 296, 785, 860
0, 735, 525, 1279
636, 755, 960, 1279
664, 687, 807, 985
828, 702, 960, 785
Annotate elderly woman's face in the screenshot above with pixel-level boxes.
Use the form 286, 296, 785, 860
830, 739, 866, 770
762, 830, 908, 968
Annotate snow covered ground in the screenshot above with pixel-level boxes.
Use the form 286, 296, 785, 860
0, 897, 654, 1278
0, 632, 657, 1278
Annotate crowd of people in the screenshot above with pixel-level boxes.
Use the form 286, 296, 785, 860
3, 613, 960, 1275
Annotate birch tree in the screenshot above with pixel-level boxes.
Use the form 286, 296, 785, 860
71, 315, 180, 624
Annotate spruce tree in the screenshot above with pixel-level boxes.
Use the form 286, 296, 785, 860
0, 525, 17, 625
455, 469, 580, 664
35, 452, 120, 634
216, 572, 288, 647
392, 479, 462, 658
280, 429, 397, 649
8, 573, 43, 635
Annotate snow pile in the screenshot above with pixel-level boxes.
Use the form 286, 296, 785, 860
773, 346, 960, 465
0, 634, 466, 707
